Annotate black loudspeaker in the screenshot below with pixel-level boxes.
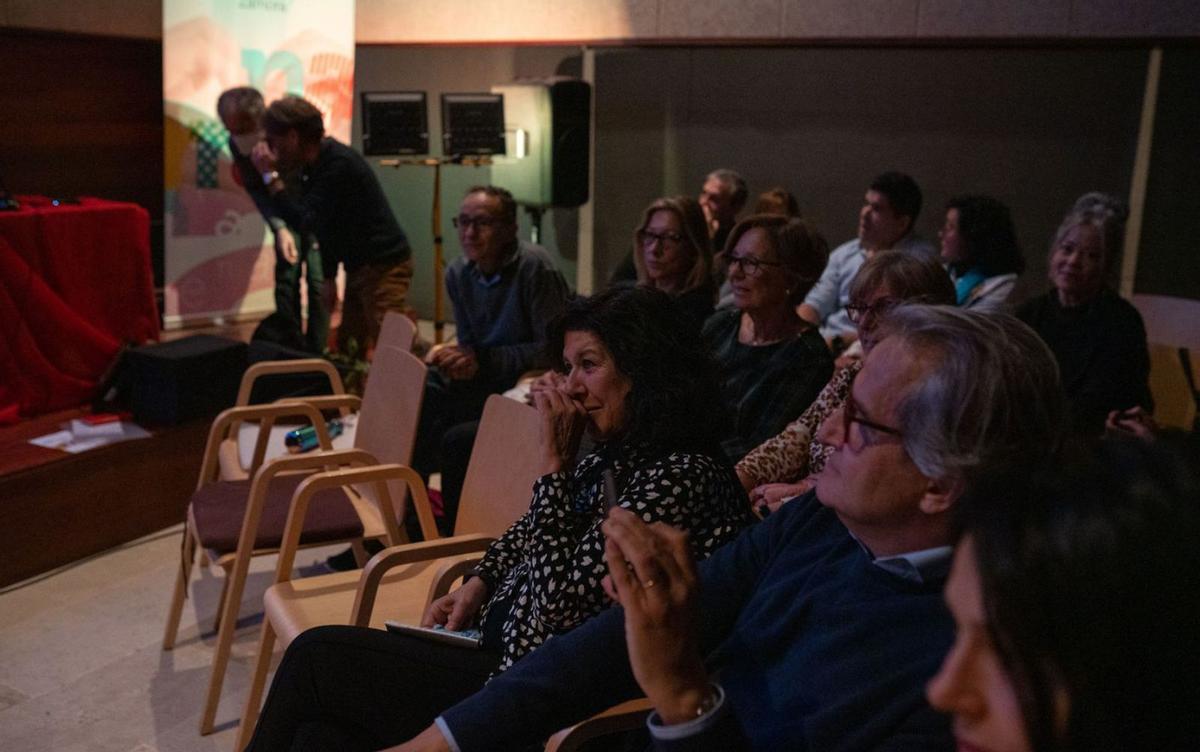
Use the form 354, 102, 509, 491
490, 78, 591, 208
123, 335, 247, 425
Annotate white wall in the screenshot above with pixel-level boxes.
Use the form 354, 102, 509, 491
3, 1, 1197, 42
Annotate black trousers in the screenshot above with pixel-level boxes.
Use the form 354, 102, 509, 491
245, 625, 500, 752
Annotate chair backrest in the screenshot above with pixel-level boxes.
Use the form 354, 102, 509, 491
353, 345, 427, 513
455, 395, 544, 537
1133, 294, 1200, 350
376, 311, 417, 354
1147, 343, 1199, 431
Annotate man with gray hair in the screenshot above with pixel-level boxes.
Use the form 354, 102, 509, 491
360, 307, 1062, 751
700, 168, 748, 253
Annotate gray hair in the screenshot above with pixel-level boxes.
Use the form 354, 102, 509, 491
1053, 192, 1129, 279
707, 168, 748, 212
878, 305, 1063, 483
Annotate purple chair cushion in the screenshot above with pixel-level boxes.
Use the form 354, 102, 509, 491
190, 473, 364, 555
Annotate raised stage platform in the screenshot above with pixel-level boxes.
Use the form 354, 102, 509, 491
0, 320, 258, 589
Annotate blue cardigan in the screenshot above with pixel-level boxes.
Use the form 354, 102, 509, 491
440, 493, 955, 751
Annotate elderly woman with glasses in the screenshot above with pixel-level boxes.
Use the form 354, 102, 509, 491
737, 251, 956, 513
629, 195, 717, 332
701, 215, 833, 463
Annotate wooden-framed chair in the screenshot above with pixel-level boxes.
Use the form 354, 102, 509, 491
161, 345, 432, 736
217, 311, 418, 481
233, 395, 543, 749
545, 698, 655, 751
1133, 294, 1200, 432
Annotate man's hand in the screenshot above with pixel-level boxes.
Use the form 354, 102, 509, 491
274, 227, 299, 265
250, 140, 277, 174
602, 508, 711, 725
420, 577, 488, 632
534, 386, 587, 476
425, 344, 480, 381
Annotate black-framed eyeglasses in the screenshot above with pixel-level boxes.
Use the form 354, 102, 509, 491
845, 297, 902, 325
725, 253, 783, 278
637, 229, 684, 248
842, 378, 904, 452
453, 215, 498, 230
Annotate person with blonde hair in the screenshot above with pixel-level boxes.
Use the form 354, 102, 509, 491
630, 195, 716, 331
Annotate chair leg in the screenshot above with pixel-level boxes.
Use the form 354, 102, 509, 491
163, 524, 198, 651
199, 560, 252, 735
235, 619, 277, 751
351, 539, 368, 567
211, 561, 234, 634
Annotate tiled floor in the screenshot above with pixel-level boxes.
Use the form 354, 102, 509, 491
0, 526, 345, 752
0, 316, 454, 752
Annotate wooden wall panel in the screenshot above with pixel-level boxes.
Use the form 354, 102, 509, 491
0, 29, 164, 284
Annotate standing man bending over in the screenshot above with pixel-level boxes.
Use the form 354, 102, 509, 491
217, 87, 327, 352
252, 95, 413, 357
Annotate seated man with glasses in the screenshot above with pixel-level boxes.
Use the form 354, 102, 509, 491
413, 185, 570, 532
390, 305, 1063, 752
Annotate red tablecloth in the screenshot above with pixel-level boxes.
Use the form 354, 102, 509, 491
0, 196, 159, 422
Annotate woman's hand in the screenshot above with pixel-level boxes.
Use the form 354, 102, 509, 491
1105, 406, 1157, 441
534, 387, 587, 476
749, 481, 810, 515
602, 508, 711, 725
420, 577, 488, 632
525, 369, 566, 405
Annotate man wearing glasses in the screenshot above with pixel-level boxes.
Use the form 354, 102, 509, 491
390, 306, 1062, 752
414, 185, 569, 531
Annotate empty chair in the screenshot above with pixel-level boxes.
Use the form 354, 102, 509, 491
234, 395, 543, 749
219, 311, 417, 480
161, 345, 431, 735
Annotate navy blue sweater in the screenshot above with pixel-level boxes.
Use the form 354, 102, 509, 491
440, 494, 954, 751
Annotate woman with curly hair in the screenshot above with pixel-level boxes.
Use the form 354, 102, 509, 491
245, 286, 752, 751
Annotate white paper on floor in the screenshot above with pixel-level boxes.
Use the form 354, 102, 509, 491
29, 420, 152, 454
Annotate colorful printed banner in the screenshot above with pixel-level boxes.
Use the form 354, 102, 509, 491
162, 0, 355, 327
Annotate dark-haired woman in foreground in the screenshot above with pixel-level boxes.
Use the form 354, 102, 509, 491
928, 437, 1200, 752
245, 286, 751, 751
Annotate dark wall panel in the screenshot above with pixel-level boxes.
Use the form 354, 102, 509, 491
0, 29, 164, 283
593, 46, 1148, 304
